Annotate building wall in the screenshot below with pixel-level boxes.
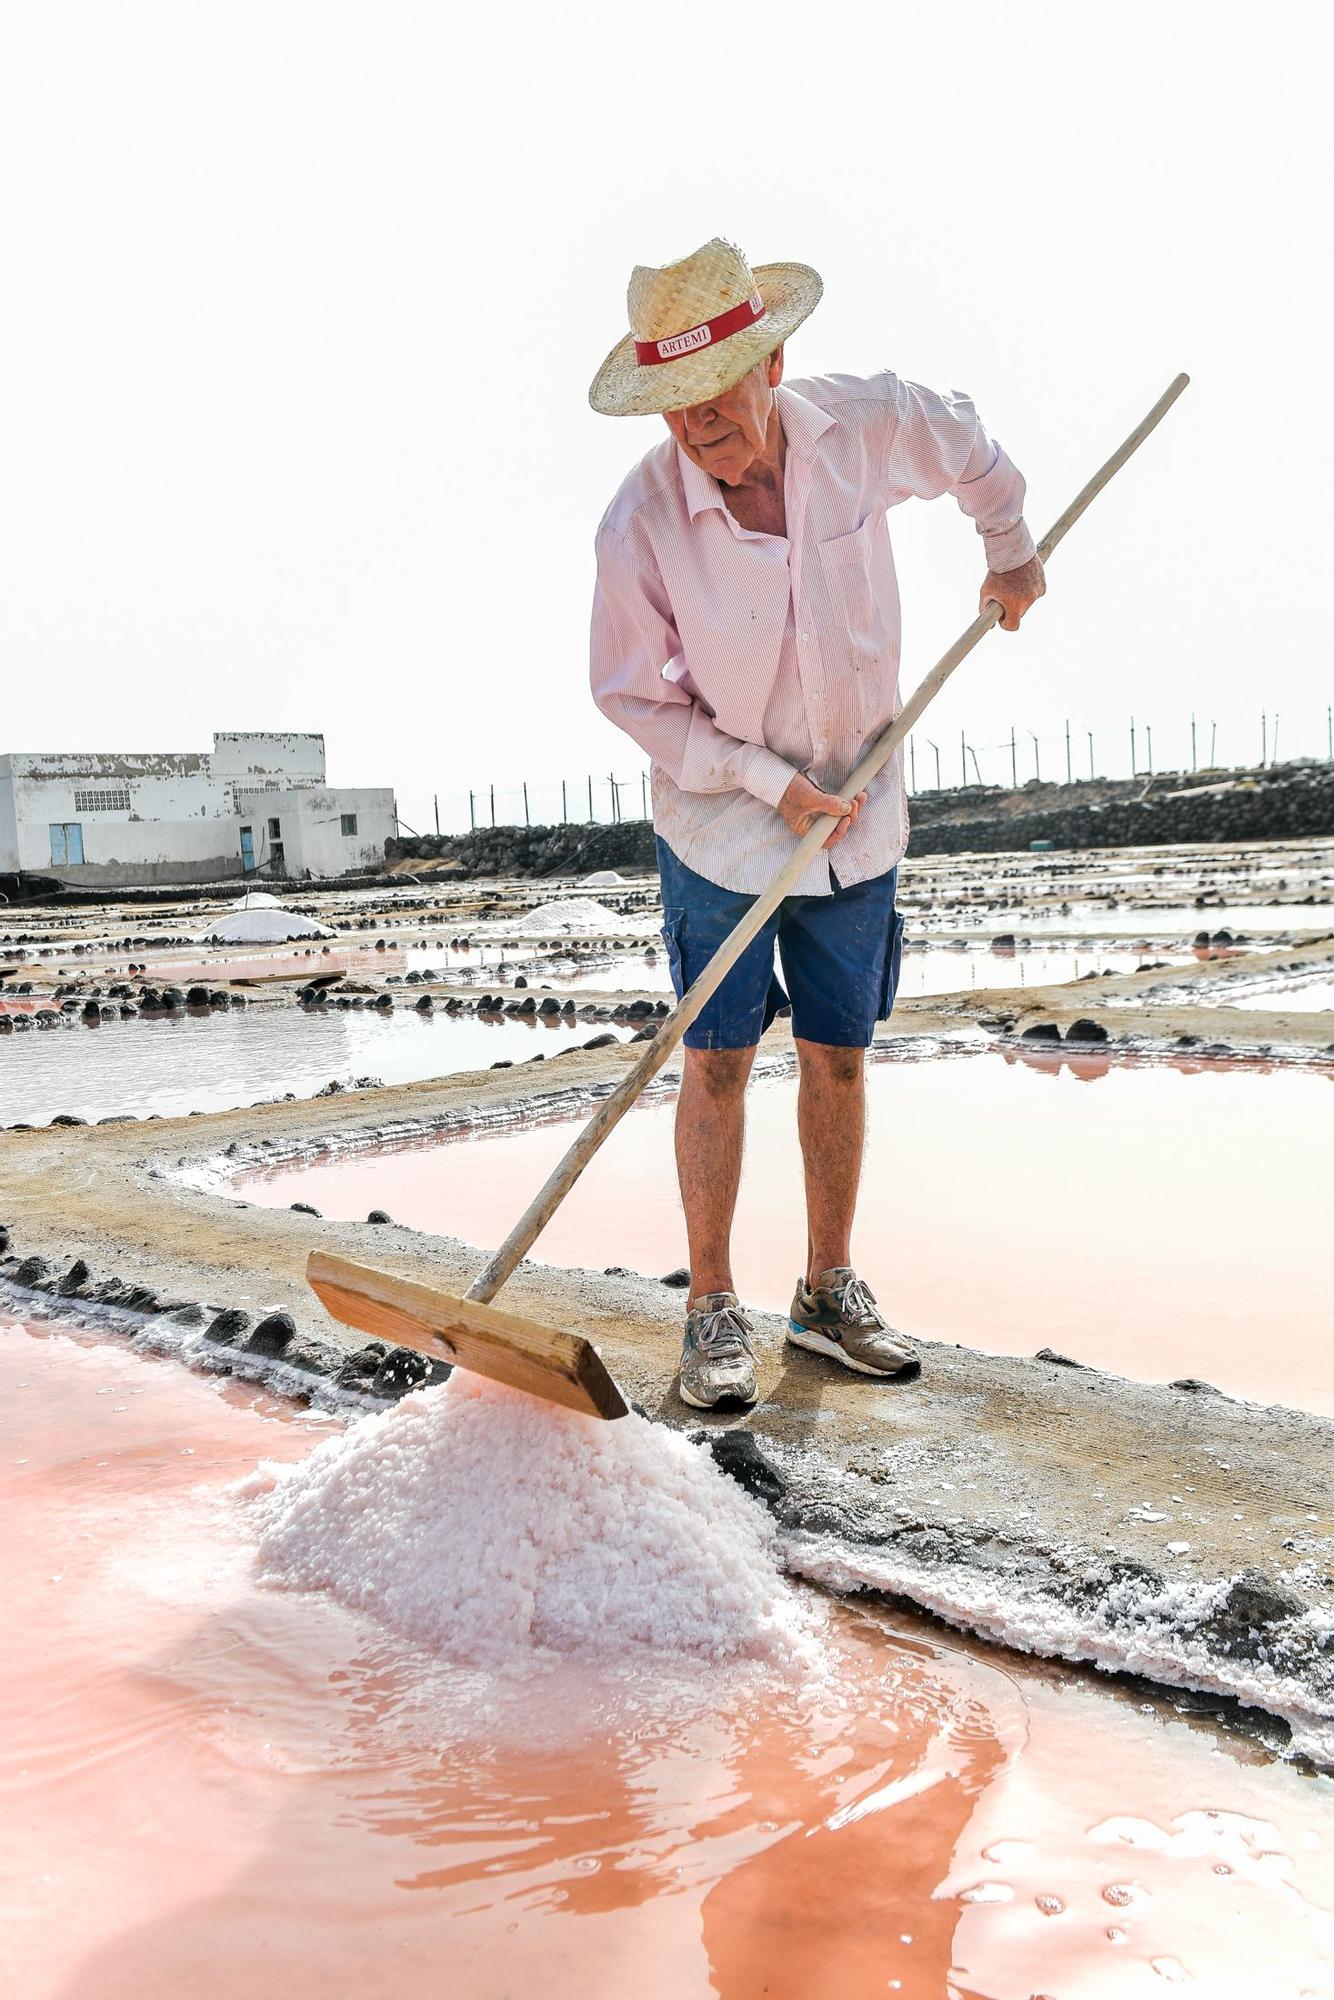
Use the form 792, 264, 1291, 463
0, 736, 392, 885
0, 764, 19, 873
210, 732, 325, 782
242, 786, 396, 878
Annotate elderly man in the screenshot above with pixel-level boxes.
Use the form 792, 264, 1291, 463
589, 239, 1044, 1410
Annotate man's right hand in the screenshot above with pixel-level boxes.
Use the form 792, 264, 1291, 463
776, 772, 868, 849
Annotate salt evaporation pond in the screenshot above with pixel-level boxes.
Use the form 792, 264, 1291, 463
239, 1049, 1334, 1415
533, 940, 1202, 1000
906, 902, 1333, 939
0, 1007, 630, 1125
4, 1313, 1331, 1997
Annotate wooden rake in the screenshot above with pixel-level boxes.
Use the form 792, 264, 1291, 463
309, 372, 1190, 1419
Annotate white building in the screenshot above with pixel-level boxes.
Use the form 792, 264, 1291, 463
0, 731, 397, 888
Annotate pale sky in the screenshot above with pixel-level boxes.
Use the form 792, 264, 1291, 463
3, 2, 1330, 833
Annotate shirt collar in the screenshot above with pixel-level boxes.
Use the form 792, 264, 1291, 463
677, 385, 838, 521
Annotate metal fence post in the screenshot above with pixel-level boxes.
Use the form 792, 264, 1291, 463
1064, 719, 1072, 784
909, 735, 916, 792
588, 774, 594, 821
641, 771, 648, 818
1087, 730, 1094, 780
489, 784, 495, 828
1145, 725, 1153, 775
1009, 727, 1017, 789
928, 738, 941, 790
561, 779, 568, 823
469, 790, 476, 830
1129, 718, 1136, 775
1030, 731, 1040, 783
1190, 713, 1197, 772
522, 781, 530, 827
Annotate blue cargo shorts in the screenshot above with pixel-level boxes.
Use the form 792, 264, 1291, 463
657, 838, 906, 1051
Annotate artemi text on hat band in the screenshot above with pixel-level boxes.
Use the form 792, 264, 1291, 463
633, 293, 766, 367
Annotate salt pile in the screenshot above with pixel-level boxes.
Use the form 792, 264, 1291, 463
489, 896, 655, 938
197, 902, 337, 945
582, 869, 627, 887
250, 1373, 813, 1665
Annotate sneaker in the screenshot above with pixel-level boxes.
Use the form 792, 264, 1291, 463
787, 1267, 920, 1379
679, 1292, 759, 1409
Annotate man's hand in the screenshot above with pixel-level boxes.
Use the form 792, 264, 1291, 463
777, 772, 868, 849
980, 552, 1046, 631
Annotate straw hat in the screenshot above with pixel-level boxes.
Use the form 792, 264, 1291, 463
589, 237, 823, 418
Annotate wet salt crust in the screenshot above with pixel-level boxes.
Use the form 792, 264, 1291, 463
249, 1374, 815, 1665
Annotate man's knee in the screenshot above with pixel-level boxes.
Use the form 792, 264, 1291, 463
796, 1039, 865, 1087
683, 1044, 756, 1099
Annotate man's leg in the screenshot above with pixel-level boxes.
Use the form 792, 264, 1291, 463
676, 1043, 757, 1300
794, 1039, 865, 1285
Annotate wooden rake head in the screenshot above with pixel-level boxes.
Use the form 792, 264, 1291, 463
307, 1250, 629, 1420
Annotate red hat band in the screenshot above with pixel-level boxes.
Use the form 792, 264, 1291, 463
633, 293, 767, 368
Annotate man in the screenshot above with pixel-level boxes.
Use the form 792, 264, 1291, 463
589, 239, 1044, 1410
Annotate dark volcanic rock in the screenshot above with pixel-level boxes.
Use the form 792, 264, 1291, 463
290, 1202, 322, 1217
370, 1349, 450, 1398
660, 1267, 691, 1288
56, 1258, 92, 1297
1034, 1347, 1091, 1369
1171, 1377, 1225, 1396
334, 1341, 388, 1390
366, 1209, 393, 1225
13, 1255, 50, 1287
245, 1311, 297, 1357
1203, 1569, 1306, 1658
704, 1429, 786, 1509
1064, 1018, 1110, 1043
1020, 1022, 1062, 1043
205, 1307, 252, 1346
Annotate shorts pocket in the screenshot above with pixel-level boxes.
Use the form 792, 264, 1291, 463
878, 908, 906, 1020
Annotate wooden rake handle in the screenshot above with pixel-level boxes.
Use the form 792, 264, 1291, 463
466, 371, 1190, 1305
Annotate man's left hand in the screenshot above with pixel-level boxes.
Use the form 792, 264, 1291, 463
980, 553, 1046, 632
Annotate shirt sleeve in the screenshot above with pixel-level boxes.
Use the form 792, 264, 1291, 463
589, 525, 798, 808
879, 375, 1037, 574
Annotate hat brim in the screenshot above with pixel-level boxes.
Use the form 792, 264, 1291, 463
588, 262, 823, 418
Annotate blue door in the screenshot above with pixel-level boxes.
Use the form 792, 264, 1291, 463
240, 826, 256, 873
49, 823, 85, 866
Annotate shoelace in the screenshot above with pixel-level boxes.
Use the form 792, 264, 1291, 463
830, 1274, 883, 1328
693, 1303, 755, 1361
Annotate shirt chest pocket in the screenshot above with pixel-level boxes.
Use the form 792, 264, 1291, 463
817, 511, 897, 667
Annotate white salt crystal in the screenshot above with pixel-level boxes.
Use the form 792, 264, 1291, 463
248, 1373, 814, 1666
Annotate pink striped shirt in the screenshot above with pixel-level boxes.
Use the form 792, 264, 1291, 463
590, 371, 1034, 896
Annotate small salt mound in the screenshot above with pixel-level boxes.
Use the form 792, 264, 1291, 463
490, 896, 652, 937
233, 889, 282, 909
250, 1374, 811, 1665
582, 869, 627, 887
196, 906, 337, 944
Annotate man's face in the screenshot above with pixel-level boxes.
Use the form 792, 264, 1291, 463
664, 346, 785, 486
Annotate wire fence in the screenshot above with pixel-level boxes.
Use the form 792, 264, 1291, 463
403, 706, 1334, 836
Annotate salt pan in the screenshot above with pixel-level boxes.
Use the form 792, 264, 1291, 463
249, 1374, 814, 1665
